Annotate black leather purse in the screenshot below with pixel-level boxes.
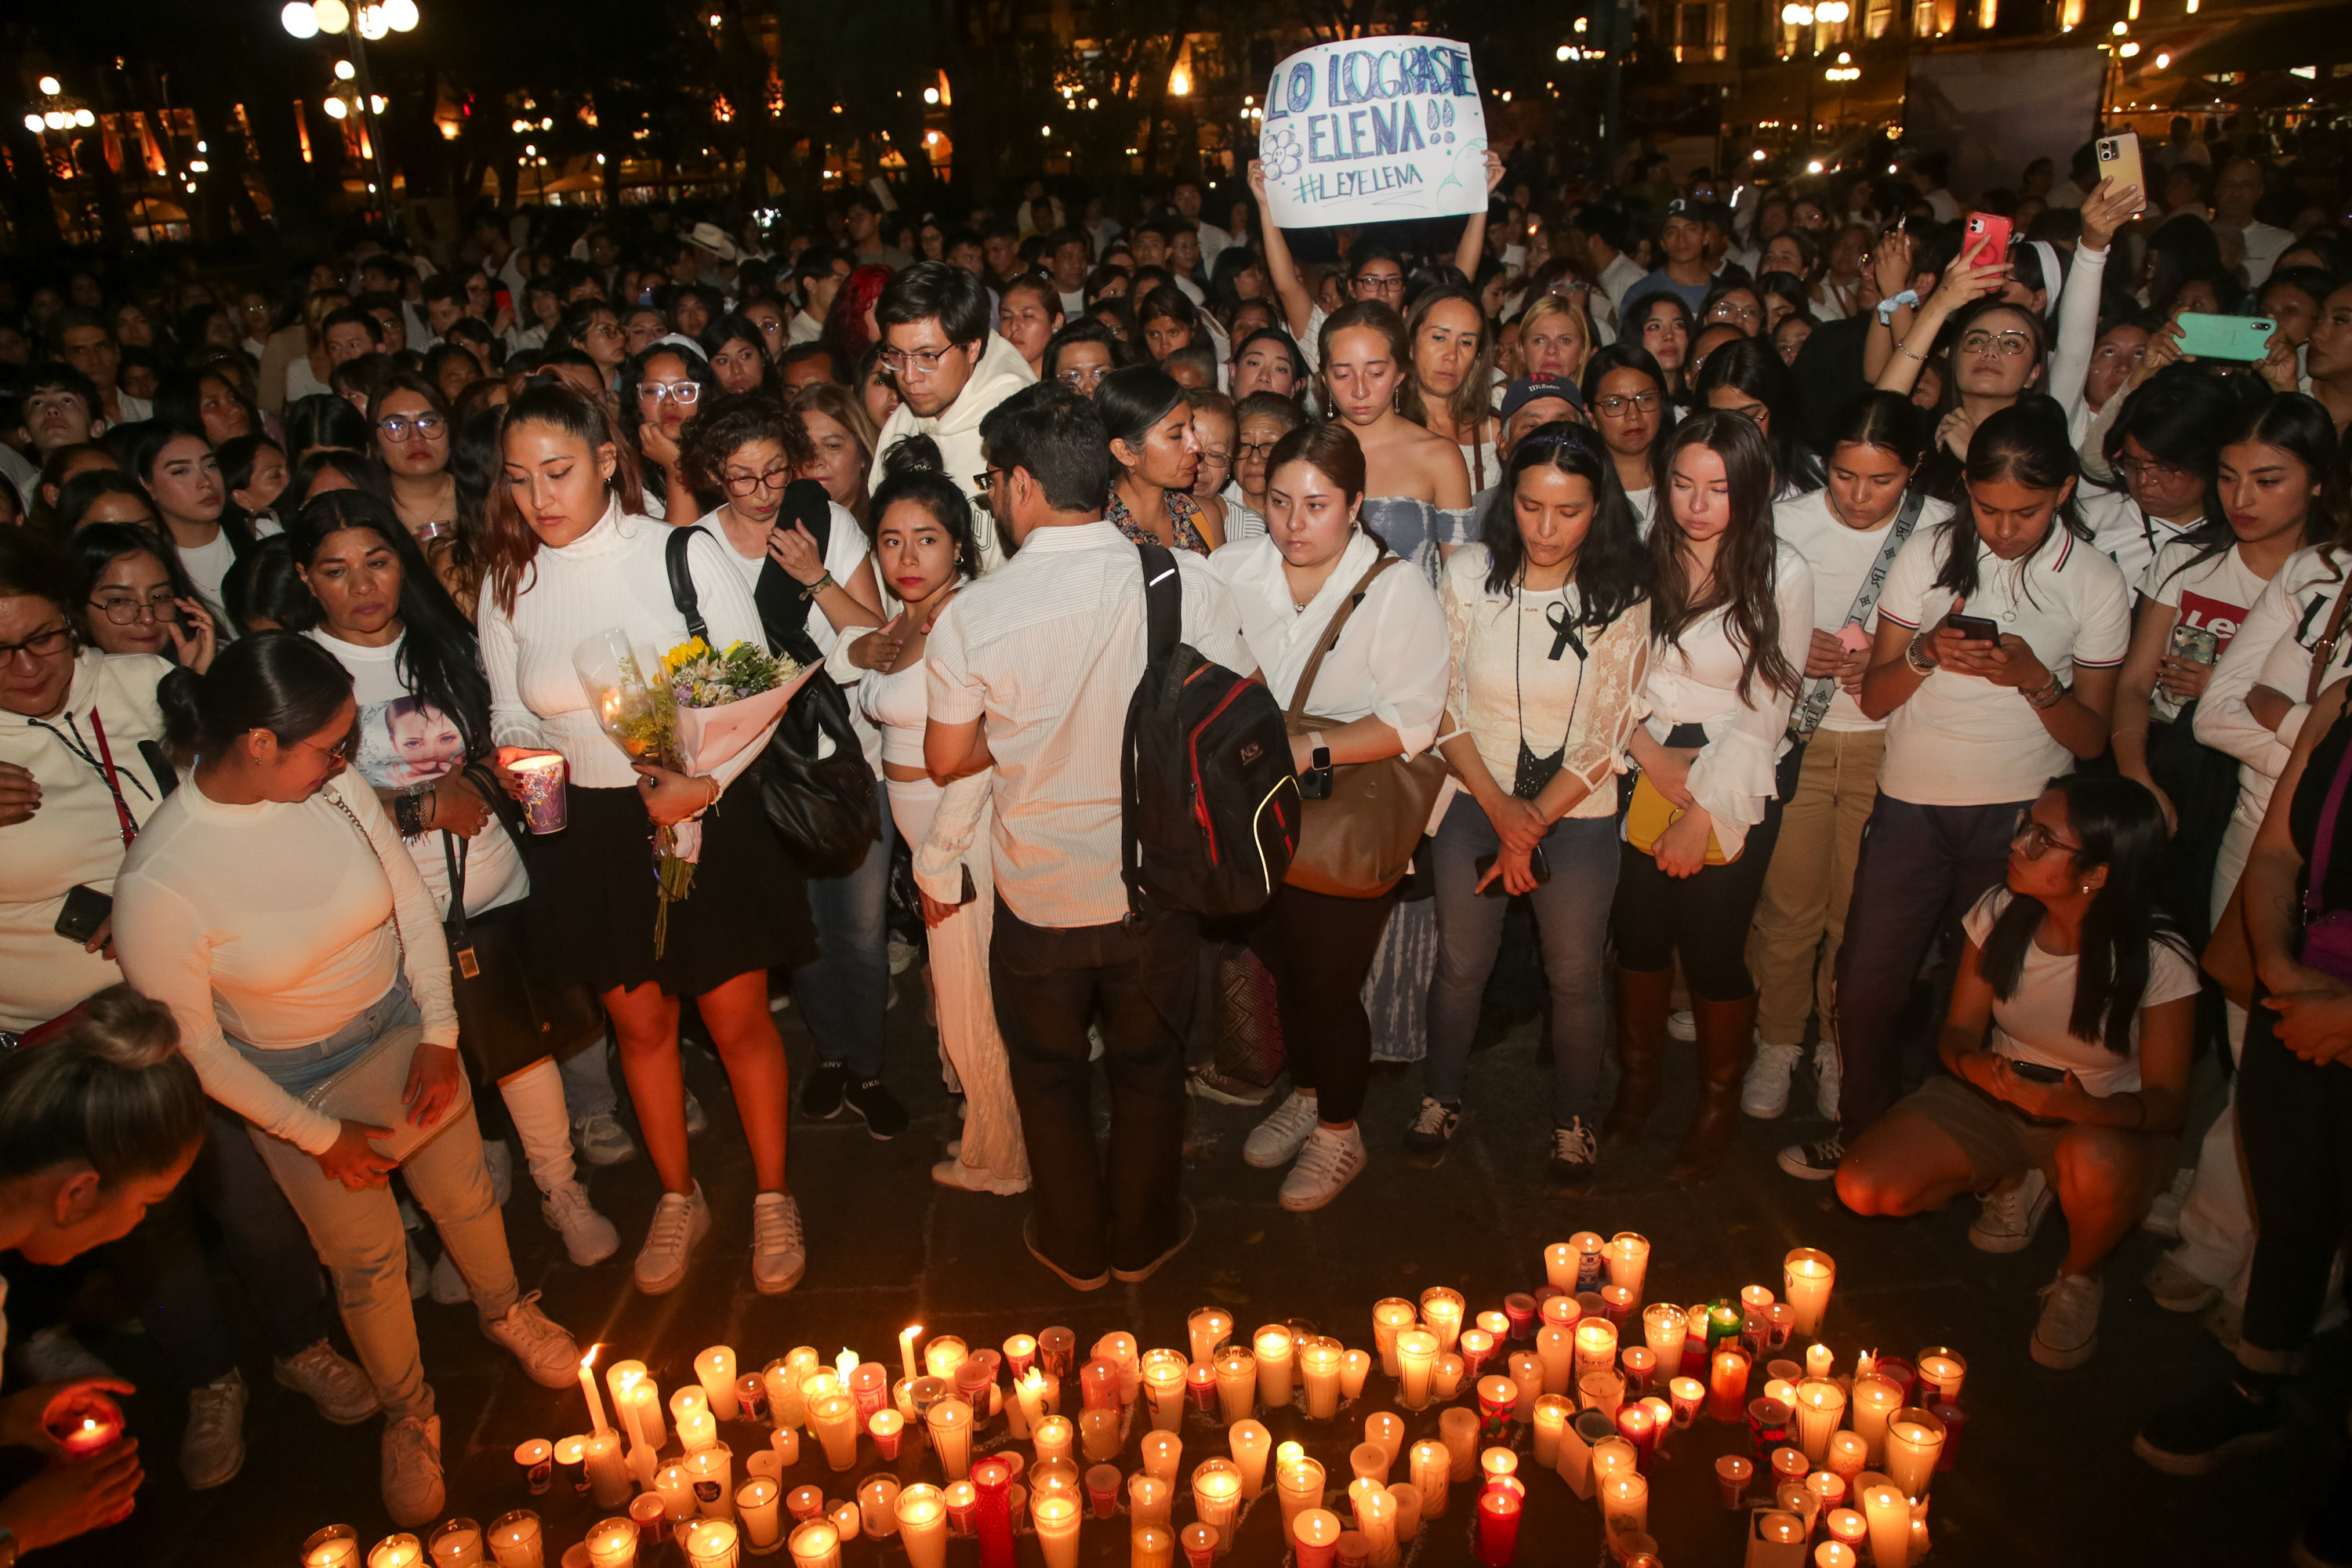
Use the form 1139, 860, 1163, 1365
664, 481, 880, 880
441, 831, 603, 1084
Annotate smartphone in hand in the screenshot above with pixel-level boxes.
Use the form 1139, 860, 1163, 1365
1964, 212, 2013, 267
1947, 612, 2002, 642
2096, 132, 2146, 208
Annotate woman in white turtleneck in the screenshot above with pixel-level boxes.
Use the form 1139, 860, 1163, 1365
477, 383, 817, 1301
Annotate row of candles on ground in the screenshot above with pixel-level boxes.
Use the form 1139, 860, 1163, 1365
299, 1236, 1957, 1568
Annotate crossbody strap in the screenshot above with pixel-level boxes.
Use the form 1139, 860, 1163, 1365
323, 782, 406, 971
1791, 488, 1927, 740
666, 524, 710, 645
1285, 554, 1403, 727
2310, 568, 2352, 706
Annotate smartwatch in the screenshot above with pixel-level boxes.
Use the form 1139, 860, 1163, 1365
1307, 731, 1331, 772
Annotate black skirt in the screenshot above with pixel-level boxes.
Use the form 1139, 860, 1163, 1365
522, 781, 818, 999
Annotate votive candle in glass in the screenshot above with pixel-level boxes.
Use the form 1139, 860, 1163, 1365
1080, 1410, 1121, 1464
1181, 1526, 1217, 1568
583, 1518, 637, 1568
737, 1479, 782, 1555
1191, 1459, 1243, 1555
1544, 1240, 1579, 1292
1208, 1347, 1254, 1426
1293, 1510, 1342, 1568
1715, 1454, 1753, 1509
1247, 1325, 1294, 1410
307, 1526, 362, 1568
1826, 1508, 1869, 1555
1795, 1379, 1848, 1465
1604, 1234, 1650, 1305
1601, 1470, 1650, 1544
971, 1459, 1015, 1568
1187, 1310, 1233, 1370
1388, 1483, 1422, 1544
1826, 1431, 1869, 1484
1476, 1375, 1518, 1443
1371, 1300, 1417, 1377
1351, 1482, 1396, 1568
1033, 1414, 1075, 1470
1132, 1526, 1174, 1568
858, 1476, 902, 1541
683, 1521, 739, 1568
896, 1486, 946, 1568
1709, 1348, 1751, 1422
1530, 1396, 1570, 1468
1229, 1420, 1271, 1498
1782, 1249, 1835, 1337
1418, 1289, 1465, 1354
808, 1396, 857, 1472
1885, 1408, 1947, 1498
1638, 1305, 1686, 1382
1036, 1329, 1077, 1381
1032, 1492, 1080, 1568
1862, 1486, 1911, 1568
486, 1512, 543, 1568
1615, 1401, 1657, 1468
1473, 1483, 1521, 1567
1440, 1407, 1481, 1480
784, 1522, 837, 1568
1433, 1355, 1465, 1402
1851, 1375, 1903, 1464
1408, 1440, 1450, 1519
1300, 1340, 1343, 1420
695, 1347, 741, 1421
1130, 1472, 1173, 1531
1141, 1429, 1182, 1482
1916, 1348, 1967, 1407
1668, 1377, 1705, 1428
1395, 1330, 1439, 1411
1508, 1352, 1545, 1423
1276, 1457, 1324, 1541
1348, 1441, 1390, 1487
1457, 1329, 1495, 1385
927, 1399, 974, 1481
1141, 1351, 1187, 1432
1338, 1350, 1373, 1403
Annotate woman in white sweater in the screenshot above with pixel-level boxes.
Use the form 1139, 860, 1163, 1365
477, 383, 817, 1299
112, 633, 579, 1527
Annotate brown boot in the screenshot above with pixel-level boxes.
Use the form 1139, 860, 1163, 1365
1671, 993, 1758, 1181
1603, 967, 1675, 1145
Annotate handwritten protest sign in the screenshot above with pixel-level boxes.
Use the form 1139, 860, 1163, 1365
1257, 37, 1488, 229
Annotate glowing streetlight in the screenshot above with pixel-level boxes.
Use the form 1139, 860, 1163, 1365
1781, 4, 1814, 24
313, 0, 351, 34
335, 59, 357, 79
37, 75, 62, 96
323, 97, 348, 118
281, 0, 319, 35
1818, 2, 1849, 20
383, 0, 419, 27
21, 115, 42, 133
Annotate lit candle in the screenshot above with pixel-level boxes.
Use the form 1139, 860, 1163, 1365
1540, 1294, 1579, 1330
786, 1521, 840, 1568
1408, 1440, 1449, 1519
1795, 1379, 1849, 1465
1298, 1340, 1342, 1419
487, 1511, 543, 1568
1708, 1347, 1751, 1422
929, 1396, 975, 1479
916, 1336, 964, 1384
583, 1517, 637, 1568
1003, 1334, 1036, 1379
1668, 1376, 1704, 1428
1620, 1346, 1657, 1399
1350, 1481, 1396, 1568
1766, 1378, 1801, 1410
514, 1439, 554, 1497
426, 1520, 484, 1568
1293, 1510, 1342, 1568
368, 1534, 423, 1568
1755, 1512, 1808, 1567
769, 1426, 800, 1469
1180, 1523, 1217, 1568
1572, 1318, 1617, 1384
1253, 1326, 1296, 1409
1348, 1441, 1389, 1489
898, 1326, 924, 1385
1457, 1328, 1495, 1385
1213, 1347, 1257, 1426
1371, 1299, 1418, 1377
585, 1430, 633, 1508
1192, 1459, 1243, 1555
1568, 1232, 1606, 1290
849, 1363, 891, 1425
1013, 1369, 1051, 1439
1851, 1374, 1903, 1464
1032, 1493, 1080, 1568
1338, 1349, 1372, 1403
1885, 1409, 1947, 1498
1034, 1414, 1075, 1469
1715, 1454, 1753, 1509
1432, 1354, 1465, 1402
1141, 1429, 1183, 1482
1916, 1348, 1967, 1406
1475, 1374, 1519, 1445
1418, 1288, 1466, 1353
1395, 1330, 1439, 1411
1530, 1396, 1570, 1468
1826, 1431, 1868, 1484
1276, 1457, 1325, 1540
1187, 1309, 1233, 1369
1806, 1342, 1835, 1381
1807, 1467, 1848, 1521
1615, 1401, 1657, 1468
1604, 1233, 1650, 1308
1080, 1357, 1122, 1412
897, 1485, 947, 1568
1782, 1249, 1836, 1337
303, 1527, 358, 1568
864, 1408, 903, 1460
738, 1478, 783, 1553
1601, 1471, 1649, 1544
1080, 1409, 1121, 1463
1628, 1305, 1681, 1384
1037, 1328, 1078, 1380
1142, 1350, 1188, 1432
684, 1444, 735, 1520
677, 1406, 717, 1455
809, 1394, 858, 1472
1862, 1485, 1911, 1568
1816, 1544, 1859, 1568
1827, 1507, 1869, 1554
1473, 1484, 1521, 1567
1507, 1352, 1544, 1423
1229, 1420, 1271, 1498
695, 1347, 740, 1421
655, 1462, 700, 1524
1439, 1407, 1481, 1480
1125, 1472, 1171, 1532
683, 1519, 739, 1568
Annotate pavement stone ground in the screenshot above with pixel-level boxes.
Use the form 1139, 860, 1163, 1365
30, 973, 2339, 1566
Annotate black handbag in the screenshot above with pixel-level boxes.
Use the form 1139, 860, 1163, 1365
441, 833, 603, 1084
664, 484, 881, 880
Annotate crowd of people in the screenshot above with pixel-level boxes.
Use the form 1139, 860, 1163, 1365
5, 109, 2352, 1554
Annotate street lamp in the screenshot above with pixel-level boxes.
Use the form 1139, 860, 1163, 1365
280, 0, 419, 230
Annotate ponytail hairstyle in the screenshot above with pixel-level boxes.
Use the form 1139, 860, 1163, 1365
1979, 774, 2187, 1055
1933, 398, 2087, 603
1824, 389, 1928, 471
0, 986, 205, 1192
285, 489, 490, 756
869, 435, 980, 581
160, 628, 354, 760
1096, 365, 1191, 485
1479, 422, 1650, 628
1647, 409, 1798, 702
1693, 337, 1824, 495
481, 380, 645, 615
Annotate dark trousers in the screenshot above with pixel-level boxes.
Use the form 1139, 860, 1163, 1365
2238, 989, 2352, 1363
1610, 737, 1799, 1001
991, 902, 1200, 1279
1240, 881, 1402, 1126
104, 1100, 336, 1387
1831, 793, 2031, 1141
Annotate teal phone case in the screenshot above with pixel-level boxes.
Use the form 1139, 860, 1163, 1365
2174, 313, 2276, 361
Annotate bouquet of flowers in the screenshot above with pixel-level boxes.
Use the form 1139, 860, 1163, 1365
575, 628, 808, 954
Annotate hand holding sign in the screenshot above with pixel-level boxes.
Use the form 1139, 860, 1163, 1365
1258, 38, 1490, 228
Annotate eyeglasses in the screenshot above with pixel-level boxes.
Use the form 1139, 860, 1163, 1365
0, 623, 72, 663
1352, 274, 1406, 296
1058, 365, 1109, 391
724, 464, 793, 499
1236, 439, 1281, 459
1592, 393, 1661, 418
379, 413, 447, 441
1958, 331, 2033, 359
637, 381, 702, 405
88, 590, 179, 626
586, 322, 623, 340
2011, 810, 2082, 861
291, 726, 361, 764
2116, 456, 2187, 485
880, 345, 960, 376
1708, 302, 1761, 325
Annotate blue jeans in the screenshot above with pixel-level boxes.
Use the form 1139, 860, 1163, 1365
1425, 796, 1621, 1126
791, 783, 895, 1077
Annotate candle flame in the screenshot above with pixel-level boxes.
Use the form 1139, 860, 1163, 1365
902, 1324, 923, 1341
836, 1348, 858, 1382
582, 1343, 601, 1371
79, 1417, 97, 1433
1022, 1368, 1046, 1394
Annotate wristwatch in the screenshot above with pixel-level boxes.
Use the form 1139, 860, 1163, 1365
1904, 634, 1937, 676
1306, 731, 1331, 772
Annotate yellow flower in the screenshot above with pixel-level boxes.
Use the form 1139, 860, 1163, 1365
662, 637, 711, 673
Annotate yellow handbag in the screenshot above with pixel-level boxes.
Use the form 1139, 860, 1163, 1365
1624, 772, 1730, 866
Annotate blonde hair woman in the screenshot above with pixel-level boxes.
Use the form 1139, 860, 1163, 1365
1516, 293, 1594, 390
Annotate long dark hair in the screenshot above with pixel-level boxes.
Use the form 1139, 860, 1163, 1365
1915, 298, 2050, 500
702, 312, 786, 400
1980, 774, 2187, 1055
871, 435, 980, 580
1933, 400, 2089, 602
1397, 285, 1496, 436
285, 489, 491, 757
1695, 337, 1823, 495
1824, 390, 1927, 471
613, 340, 717, 501
1479, 423, 1648, 630
1096, 365, 1189, 485
2151, 391, 2344, 589
64, 522, 203, 642
482, 381, 647, 615
1647, 410, 1797, 702
159, 629, 353, 757
1578, 344, 1679, 485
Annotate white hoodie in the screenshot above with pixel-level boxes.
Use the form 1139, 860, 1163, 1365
868, 332, 1038, 573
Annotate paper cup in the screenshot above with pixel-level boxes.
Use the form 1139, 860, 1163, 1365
511, 753, 569, 833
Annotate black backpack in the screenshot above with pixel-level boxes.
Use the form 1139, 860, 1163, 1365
1121, 541, 1299, 919
665, 491, 880, 880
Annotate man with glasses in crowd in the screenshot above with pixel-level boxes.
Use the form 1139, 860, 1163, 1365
867, 261, 1039, 572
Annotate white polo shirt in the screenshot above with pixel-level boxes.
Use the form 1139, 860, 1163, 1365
1774, 488, 1954, 734
1875, 521, 2131, 807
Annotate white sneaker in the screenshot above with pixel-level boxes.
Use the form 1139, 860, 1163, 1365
635, 1184, 712, 1295
11, 1324, 115, 1385
381, 1412, 445, 1526
428, 1247, 470, 1305
2031, 1270, 2103, 1370
572, 1110, 637, 1167
1969, 1167, 2053, 1254
1243, 1091, 1320, 1169
932, 1159, 1030, 1196
2143, 1166, 2196, 1240
542, 1181, 620, 1267
1668, 1009, 1697, 1041
1741, 1040, 1805, 1119
274, 1340, 379, 1425
481, 1291, 580, 1388
483, 1138, 513, 1207
181, 1369, 247, 1490
1813, 1040, 1842, 1121
1279, 1124, 1367, 1212
751, 1192, 808, 1295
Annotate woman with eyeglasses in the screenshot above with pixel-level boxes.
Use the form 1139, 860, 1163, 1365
1580, 345, 1677, 535
114, 632, 582, 1524
1044, 320, 1131, 402
1225, 391, 1305, 543
480, 383, 816, 1298
66, 524, 216, 673
1787, 404, 2130, 1196
1100, 365, 1226, 555
1838, 772, 2193, 1369
368, 373, 457, 547
1697, 282, 1767, 340
2081, 365, 2238, 588
618, 339, 720, 523
555, 299, 628, 390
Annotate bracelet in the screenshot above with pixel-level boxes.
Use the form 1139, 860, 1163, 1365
1896, 339, 1926, 362
393, 789, 427, 840
2027, 677, 2068, 710
801, 571, 836, 601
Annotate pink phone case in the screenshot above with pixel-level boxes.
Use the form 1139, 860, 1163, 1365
1838, 623, 1872, 653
